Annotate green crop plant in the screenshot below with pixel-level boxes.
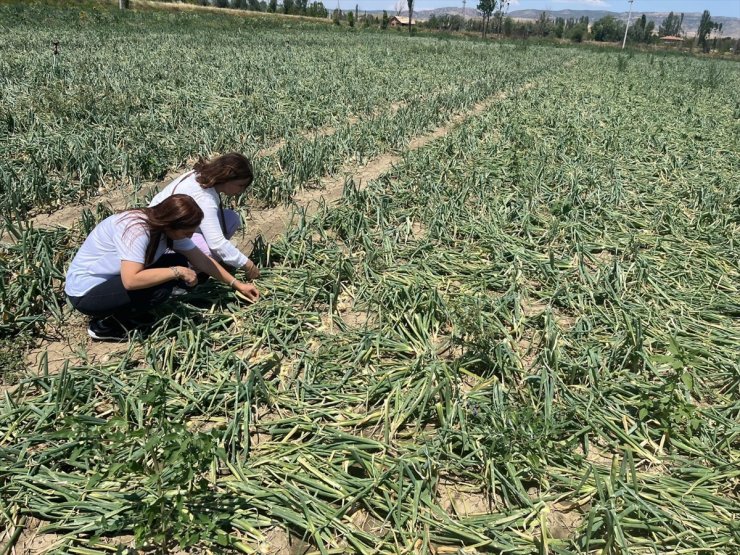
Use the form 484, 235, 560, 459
0, 223, 73, 337
1, 2, 739, 554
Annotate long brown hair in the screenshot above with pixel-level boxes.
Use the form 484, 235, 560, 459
193, 152, 254, 190
123, 194, 204, 266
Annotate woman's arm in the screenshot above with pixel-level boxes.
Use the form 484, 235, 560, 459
120, 261, 197, 290
243, 259, 261, 280
196, 193, 250, 268
182, 247, 259, 301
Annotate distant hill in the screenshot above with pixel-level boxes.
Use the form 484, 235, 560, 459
371, 8, 740, 38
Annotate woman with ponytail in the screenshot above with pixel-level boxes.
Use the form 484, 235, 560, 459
149, 152, 261, 282
65, 194, 259, 341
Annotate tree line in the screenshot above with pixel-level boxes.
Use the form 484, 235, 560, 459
424, 7, 735, 53
159, 1, 737, 53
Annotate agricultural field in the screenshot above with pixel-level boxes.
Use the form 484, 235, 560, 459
1, 1, 739, 554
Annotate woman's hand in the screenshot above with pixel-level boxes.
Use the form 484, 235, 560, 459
182, 247, 258, 301
244, 259, 261, 280
173, 266, 198, 287
235, 282, 260, 302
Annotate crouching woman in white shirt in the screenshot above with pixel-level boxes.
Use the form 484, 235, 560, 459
65, 194, 260, 341
149, 153, 260, 282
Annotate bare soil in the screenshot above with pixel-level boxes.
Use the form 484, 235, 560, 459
8, 518, 135, 555
436, 480, 495, 517
10, 521, 64, 555
543, 501, 585, 540
24, 312, 136, 374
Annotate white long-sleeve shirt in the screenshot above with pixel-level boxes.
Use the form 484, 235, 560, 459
149, 172, 249, 268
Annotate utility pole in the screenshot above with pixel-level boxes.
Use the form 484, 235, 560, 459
462, 0, 466, 20
621, 0, 634, 49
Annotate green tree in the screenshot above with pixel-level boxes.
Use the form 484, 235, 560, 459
492, 11, 504, 34
306, 1, 327, 17
592, 16, 625, 42
568, 22, 588, 43
535, 11, 552, 37
381, 10, 389, 29
503, 16, 513, 36
347, 10, 354, 27
554, 17, 565, 38
493, 0, 509, 34
332, 8, 341, 24
248, 0, 262, 10
283, 0, 294, 14
268, 0, 277, 12
659, 11, 683, 37
696, 10, 714, 53
477, 0, 497, 38
628, 14, 655, 44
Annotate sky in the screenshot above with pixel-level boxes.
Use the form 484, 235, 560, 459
347, 0, 740, 18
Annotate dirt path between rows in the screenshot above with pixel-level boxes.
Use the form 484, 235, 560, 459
22, 75, 550, 375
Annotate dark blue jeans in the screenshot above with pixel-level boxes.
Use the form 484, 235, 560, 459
67, 253, 188, 319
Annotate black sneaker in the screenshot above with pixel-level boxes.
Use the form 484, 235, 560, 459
127, 312, 157, 328
87, 317, 128, 342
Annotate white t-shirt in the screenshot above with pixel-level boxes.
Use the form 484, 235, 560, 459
149, 172, 249, 268
65, 213, 196, 297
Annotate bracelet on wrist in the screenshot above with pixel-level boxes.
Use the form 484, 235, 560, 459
170, 266, 181, 280
229, 277, 237, 288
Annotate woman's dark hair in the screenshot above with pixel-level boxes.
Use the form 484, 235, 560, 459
193, 152, 254, 190
124, 194, 204, 266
